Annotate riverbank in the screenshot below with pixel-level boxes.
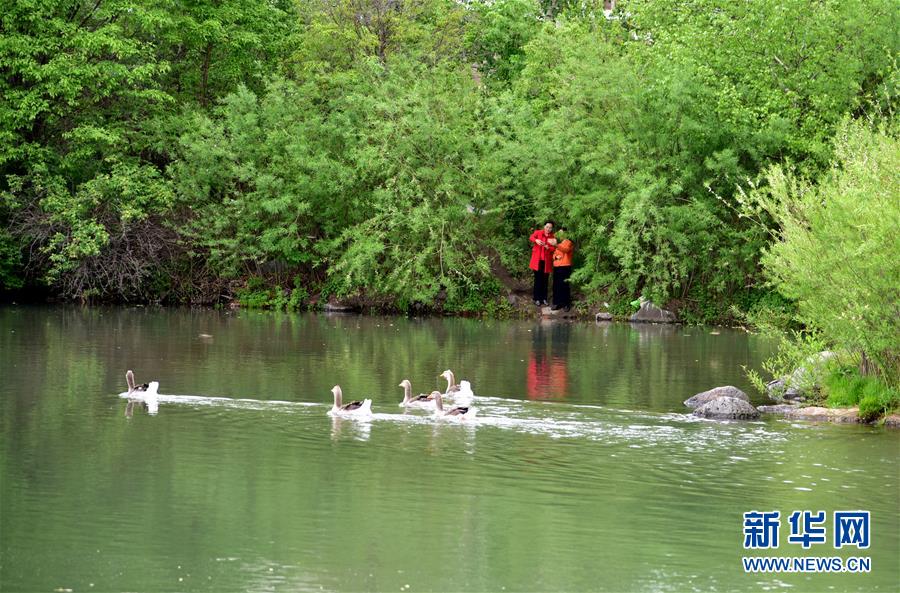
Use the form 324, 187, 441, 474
757, 404, 900, 428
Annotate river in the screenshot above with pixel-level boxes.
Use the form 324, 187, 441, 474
1, 306, 897, 592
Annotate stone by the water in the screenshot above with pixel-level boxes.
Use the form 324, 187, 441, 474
684, 385, 749, 409
693, 397, 760, 420
757, 404, 799, 415
595, 312, 613, 322
324, 302, 356, 313
629, 301, 677, 323
784, 406, 860, 423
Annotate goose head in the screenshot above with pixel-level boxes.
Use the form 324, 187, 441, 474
126, 370, 136, 393
331, 385, 343, 408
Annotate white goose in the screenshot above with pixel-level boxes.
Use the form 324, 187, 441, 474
439, 370, 475, 405
328, 385, 372, 417
398, 379, 436, 409
120, 370, 159, 415
439, 370, 461, 395
124, 370, 149, 395
432, 391, 476, 420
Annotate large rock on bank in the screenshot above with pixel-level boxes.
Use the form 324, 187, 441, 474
766, 351, 837, 401
629, 301, 677, 323
684, 385, 749, 409
693, 397, 760, 420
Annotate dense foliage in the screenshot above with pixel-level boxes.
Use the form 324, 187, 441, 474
2, 0, 898, 324
742, 122, 899, 414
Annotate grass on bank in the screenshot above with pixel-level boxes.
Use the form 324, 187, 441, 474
822, 365, 900, 422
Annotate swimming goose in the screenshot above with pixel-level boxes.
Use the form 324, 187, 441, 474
126, 370, 149, 394
432, 391, 476, 419
398, 379, 436, 408
439, 370, 462, 395
329, 385, 372, 416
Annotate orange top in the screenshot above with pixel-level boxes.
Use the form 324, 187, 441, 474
552, 239, 573, 267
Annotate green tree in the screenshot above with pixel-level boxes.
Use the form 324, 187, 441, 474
750, 121, 899, 387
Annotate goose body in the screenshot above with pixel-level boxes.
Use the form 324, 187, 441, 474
432, 391, 476, 420
142, 381, 160, 415
120, 370, 159, 415
328, 385, 372, 417
398, 379, 436, 409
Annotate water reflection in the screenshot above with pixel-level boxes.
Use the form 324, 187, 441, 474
527, 322, 570, 400
330, 415, 371, 442
123, 398, 158, 418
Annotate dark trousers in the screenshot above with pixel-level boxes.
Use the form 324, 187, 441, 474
552, 265, 571, 308
533, 262, 549, 303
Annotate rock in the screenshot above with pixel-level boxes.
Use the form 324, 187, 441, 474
784, 406, 860, 424
506, 294, 520, 306
767, 351, 837, 401
629, 301, 677, 323
323, 301, 356, 313
790, 351, 837, 385
542, 306, 576, 318
693, 397, 760, 420
782, 387, 804, 401
765, 378, 786, 397
595, 312, 613, 322
684, 385, 749, 409
883, 414, 900, 428
757, 404, 799, 415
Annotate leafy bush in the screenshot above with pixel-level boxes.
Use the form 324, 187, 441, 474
751, 121, 900, 388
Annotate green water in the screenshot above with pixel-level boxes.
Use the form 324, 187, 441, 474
1, 306, 897, 592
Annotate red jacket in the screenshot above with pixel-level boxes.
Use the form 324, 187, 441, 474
529, 229, 555, 272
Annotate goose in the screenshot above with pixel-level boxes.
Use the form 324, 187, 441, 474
398, 379, 436, 408
439, 369, 462, 395
123, 378, 159, 416
125, 370, 149, 394
432, 391, 476, 420
328, 385, 372, 416
120, 370, 159, 415
439, 370, 475, 404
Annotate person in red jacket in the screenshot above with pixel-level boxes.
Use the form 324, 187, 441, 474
529, 220, 555, 306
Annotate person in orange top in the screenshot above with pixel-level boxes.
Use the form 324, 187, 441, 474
551, 227, 574, 311
528, 220, 555, 306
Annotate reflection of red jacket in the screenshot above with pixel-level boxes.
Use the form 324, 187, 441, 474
529, 229, 555, 272
526, 352, 569, 400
